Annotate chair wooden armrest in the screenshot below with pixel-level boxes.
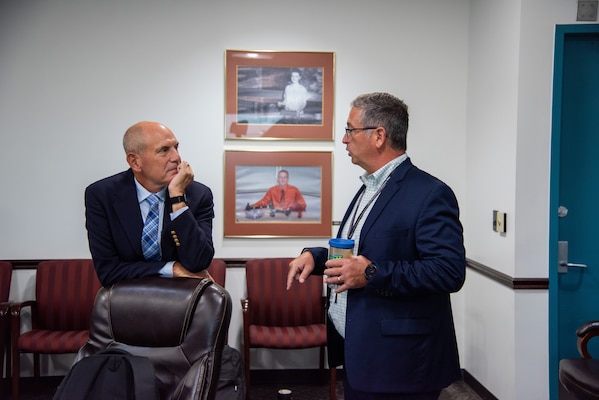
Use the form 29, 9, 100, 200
0, 302, 12, 317
10, 300, 37, 333
240, 297, 252, 397
240, 299, 250, 336
240, 298, 249, 311
0, 301, 13, 379
577, 320, 599, 359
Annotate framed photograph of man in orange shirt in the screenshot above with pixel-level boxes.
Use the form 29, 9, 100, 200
224, 150, 332, 237
225, 50, 335, 140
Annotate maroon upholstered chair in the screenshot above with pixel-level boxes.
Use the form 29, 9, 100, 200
241, 258, 336, 400
207, 258, 227, 288
559, 320, 599, 399
0, 261, 11, 302
0, 261, 13, 381
10, 259, 101, 400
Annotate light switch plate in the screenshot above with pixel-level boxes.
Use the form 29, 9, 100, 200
495, 212, 506, 233
493, 210, 498, 232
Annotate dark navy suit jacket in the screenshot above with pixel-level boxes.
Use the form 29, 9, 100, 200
85, 169, 215, 286
307, 158, 466, 394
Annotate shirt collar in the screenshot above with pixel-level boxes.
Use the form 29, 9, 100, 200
360, 153, 408, 188
134, 179, 167, 204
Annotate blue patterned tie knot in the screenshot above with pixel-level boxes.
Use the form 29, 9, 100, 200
141, 194, 161, 261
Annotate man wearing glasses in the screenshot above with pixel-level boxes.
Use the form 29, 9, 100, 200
288, 92, 466, 399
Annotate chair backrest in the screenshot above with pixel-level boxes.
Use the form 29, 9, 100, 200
0, 261, 12, 302
207, 258, 227, 288
35, 259, 101, 331
78, 276, 232, 400
0, 261, 12, 378
245, 258, 325, 327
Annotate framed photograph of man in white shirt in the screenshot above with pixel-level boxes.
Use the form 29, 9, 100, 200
225, 50, 335, 140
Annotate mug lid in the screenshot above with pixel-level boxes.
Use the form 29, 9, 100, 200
329, 238, 355, 249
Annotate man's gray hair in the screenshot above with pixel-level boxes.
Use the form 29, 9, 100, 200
351, 92, 409, 151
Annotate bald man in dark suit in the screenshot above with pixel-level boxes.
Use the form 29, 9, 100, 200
85, 121, 214, 286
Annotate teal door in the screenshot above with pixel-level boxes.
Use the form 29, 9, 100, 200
549, 24, 599, 399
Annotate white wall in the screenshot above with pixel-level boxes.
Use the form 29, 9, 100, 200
0, 0, 470, 377
463, 0, 584, 399
0, 0, 468, 260
2, 0, 590, 398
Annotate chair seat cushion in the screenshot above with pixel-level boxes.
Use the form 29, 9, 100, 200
18, 329, 89, 353
559, 358, 599, 400
249, 324, 326, 348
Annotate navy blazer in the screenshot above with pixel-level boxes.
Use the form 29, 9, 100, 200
85, 169, 215, 286
307, 158, 466, 394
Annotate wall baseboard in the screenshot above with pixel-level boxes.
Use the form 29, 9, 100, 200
462, 369, 498, 399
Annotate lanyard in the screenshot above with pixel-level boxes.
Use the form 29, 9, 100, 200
347, 174, 392, 240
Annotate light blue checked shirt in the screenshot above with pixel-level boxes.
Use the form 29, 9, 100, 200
135, 180, 187, 276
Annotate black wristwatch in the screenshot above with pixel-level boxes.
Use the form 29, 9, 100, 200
169, 194, 187, 205
364, 263, 377, 281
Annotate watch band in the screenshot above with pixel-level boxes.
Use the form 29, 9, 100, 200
169, 195, 187, 205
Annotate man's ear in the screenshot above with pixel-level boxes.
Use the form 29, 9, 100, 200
127, 152, 141, 171
374, 127, 387, 148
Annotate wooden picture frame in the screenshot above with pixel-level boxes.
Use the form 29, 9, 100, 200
224, 150, 332, 237
225, 50, 335, 140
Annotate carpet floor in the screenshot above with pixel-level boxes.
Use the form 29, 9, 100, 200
252, 379, 483, 400
2, 373, 484, 400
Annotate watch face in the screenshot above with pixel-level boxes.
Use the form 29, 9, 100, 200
365, 263, 377, 280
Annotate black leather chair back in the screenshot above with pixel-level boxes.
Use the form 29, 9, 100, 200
78, 277, 232, 400
559, 320, 599, 400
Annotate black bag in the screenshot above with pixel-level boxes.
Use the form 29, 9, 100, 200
216, 345, 246, 400
53, 348, 159, 400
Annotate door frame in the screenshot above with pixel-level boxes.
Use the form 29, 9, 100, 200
548, 23, 599, 400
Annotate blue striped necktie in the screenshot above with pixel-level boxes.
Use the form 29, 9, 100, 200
141, 194, 161, 261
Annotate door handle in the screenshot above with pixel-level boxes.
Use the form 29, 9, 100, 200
558, 241, 588, 274
559, 262, 587, 268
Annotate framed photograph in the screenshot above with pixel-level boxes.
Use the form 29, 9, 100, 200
224, 150, 332, 237
225, 50, 335, 140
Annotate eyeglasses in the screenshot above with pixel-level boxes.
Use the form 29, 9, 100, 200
344, 127, 378, 138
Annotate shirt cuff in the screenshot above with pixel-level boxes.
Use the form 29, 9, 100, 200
170, 205, 188, 220
159, 261, 175, 277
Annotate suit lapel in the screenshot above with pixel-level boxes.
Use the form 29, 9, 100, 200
337, 185, 365, 238
359, 158, 413, 245
112, 170, 145, 255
